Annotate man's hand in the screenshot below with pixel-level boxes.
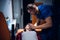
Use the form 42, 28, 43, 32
28, 23, 36, 29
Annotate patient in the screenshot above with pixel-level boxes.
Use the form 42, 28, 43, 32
15, 24, 34, 36
22, 24, 38, 40
16, 24, 38, 40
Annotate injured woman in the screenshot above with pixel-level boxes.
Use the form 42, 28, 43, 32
16, 24, 39, 40
22, 24, 38, 40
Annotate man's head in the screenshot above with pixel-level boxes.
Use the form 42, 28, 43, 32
27, 4, 38, 15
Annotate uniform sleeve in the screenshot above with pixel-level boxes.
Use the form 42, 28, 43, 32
38, 5, 52, 19
42, 8, 52, 19
40, 5, 52, 19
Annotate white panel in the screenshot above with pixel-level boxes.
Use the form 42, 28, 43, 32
13, 0, 23, 28
0, 0, 13, 21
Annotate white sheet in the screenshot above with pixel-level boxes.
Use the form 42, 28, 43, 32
22, 31, 38, 40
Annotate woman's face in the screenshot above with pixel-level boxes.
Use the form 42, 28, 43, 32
25, 25, 31, 31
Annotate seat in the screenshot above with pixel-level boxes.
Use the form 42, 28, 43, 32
0, 12, 10, 40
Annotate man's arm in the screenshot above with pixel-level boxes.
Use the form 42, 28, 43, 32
36, 16, 52, 29
29, 16, 52, 29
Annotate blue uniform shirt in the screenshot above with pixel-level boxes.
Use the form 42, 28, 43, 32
35, 4, 53, 40
36, 4, 52, 20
